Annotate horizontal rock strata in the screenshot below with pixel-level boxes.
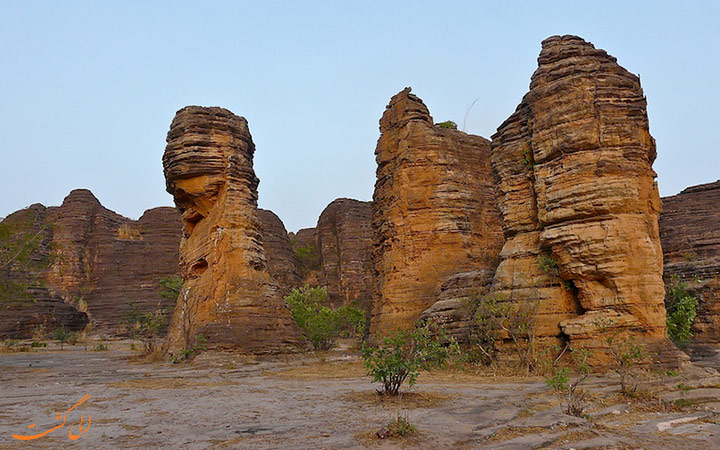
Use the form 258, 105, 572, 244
370, 88, 504, 336
660, 180, 720, 346
490, 35, 676, 362
162, 105, 306, 354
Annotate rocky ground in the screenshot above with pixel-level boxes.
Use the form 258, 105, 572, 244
2, 341, 720, 449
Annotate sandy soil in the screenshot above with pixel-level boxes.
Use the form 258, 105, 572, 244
2, 341, 720, 449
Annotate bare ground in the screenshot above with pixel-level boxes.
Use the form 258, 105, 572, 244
2, 341, 720, 449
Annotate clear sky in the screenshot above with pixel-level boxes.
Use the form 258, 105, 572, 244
1, 1, 718, 232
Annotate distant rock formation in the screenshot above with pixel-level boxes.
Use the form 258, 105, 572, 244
0, 204, 89, 338
1, 190, 180, 337
162, 106, 306, 354
258, 209, 302, 294
370, 88, 504, 336
490, 35, 674, 360
286, 199, 374, 312
660, 180, 720, 347
47, 189, 182, 331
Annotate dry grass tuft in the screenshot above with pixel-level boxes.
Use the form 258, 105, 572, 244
264, 359, 364, 379
340, 390, 453, 409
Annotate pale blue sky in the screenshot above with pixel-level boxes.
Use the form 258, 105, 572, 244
1, 1, 718, 231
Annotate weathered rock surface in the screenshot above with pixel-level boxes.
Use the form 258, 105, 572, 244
370, 88, 504, 335
490, 35, 673, 358
1, 191, 180, 337
660, 180, 720, 346
316, 198, 374, 310
0, 204, 89, 338
162, 105, 305, 354
47, 190, 182, 331
418, 269, 495, 343
258, 209, 301, 293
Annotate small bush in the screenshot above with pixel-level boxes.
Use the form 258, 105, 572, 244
159, 276, 182, 300
285, 286, 366, 350
93, 343, 108, 351
170, 334, 207, 363
436, 120, 458, 130
472, 293, 539, 371
537, 254, 559, 277
666, 276, 698, 347
362, 323, 458, 396
607, 335, 648, 396
545, 346, 591, 417
385, 414, 416, 437
124, 302, 168, 354
53, 328, 70, 350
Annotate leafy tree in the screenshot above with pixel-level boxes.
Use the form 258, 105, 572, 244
665, 276, 698, 347
0, 208, 53, 306
436, 120, 458, 129
285, 286, 366, 350
362, 323, 459, 396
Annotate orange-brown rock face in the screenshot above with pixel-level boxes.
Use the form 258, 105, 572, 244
491, 35, 670, 354
162, 106, 305, 354
47, 190, 182, 331
660, 180, 720, 346
370, 88, 504, 335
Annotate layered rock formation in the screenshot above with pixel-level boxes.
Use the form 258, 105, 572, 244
162, 106, 305, 353
660, 180, 720, 346
0, 204, 89, 338
47, 189, 182, 331
370, 88, 504, 335
316, 199, 374, 310
258, 209, 301, 293
1, 191, 180, 337
490, 35, 671, 357
286, 199, 374, 311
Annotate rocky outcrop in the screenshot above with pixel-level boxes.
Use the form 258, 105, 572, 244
258, 209, 301, 293
0, 204, 89, 338
370, 88, 504, 335
1, 191, 180, 337
47, 190, 182, 331
162, 106, 306, 354
490, 35, 673, 359
660, 180, 720, 346
418, 269, 495, 344
316, 199, 374, 310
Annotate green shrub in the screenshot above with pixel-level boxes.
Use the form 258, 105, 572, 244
665, 276, 698, 347
159, 276, 182, 300
544, 346, 591, 417
607, 335, 648, 396
362, 324, 458, 396
285, 286, 366, 350
537, 254, 559, 276
124, 302, 168, 354
386, 414, 416, 436
472, 293, 539, 371
53, 328, 71, 350
171, 333, 207, 363
436, 120, 458, 129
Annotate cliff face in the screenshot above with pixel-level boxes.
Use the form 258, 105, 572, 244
162, 106, 306, 354
1, 191, 180, 337
370, 88, 504, 335
660, 180, 720, 346
47, 190, 182, 331
490, 35, 672, 357
316, 198, 374, 310
0, 204, 89, 338
258, 209, 301, 293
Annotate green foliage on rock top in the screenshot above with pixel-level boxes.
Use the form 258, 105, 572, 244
436, 120, 458, 129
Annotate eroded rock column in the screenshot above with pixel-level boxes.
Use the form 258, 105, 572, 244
162, 106, 305, 354
370, 88, 504, 335
491, 35, 672, 357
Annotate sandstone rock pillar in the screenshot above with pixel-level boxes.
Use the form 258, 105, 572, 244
370, 88, 504, 336
162, 106, 305, 354
490, 35, 673, 358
